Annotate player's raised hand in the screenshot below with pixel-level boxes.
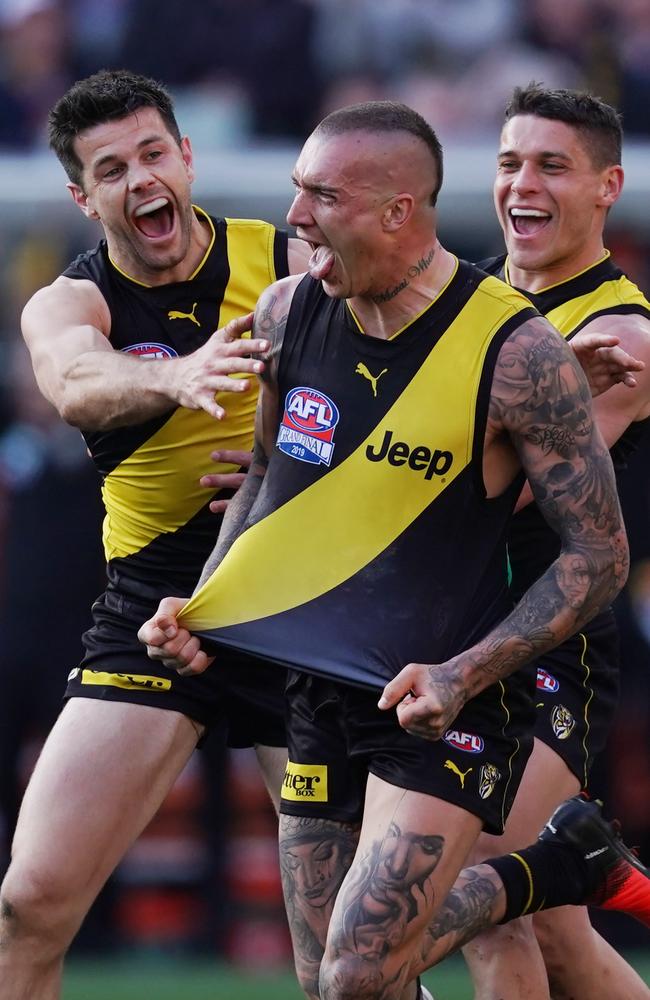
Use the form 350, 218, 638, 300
171, 313, 269, 418
137, 596, 214, 676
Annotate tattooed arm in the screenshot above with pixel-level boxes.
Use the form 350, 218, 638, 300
136, 275, 301, 671
379, 316, 628, 738
516, 311, 650, 512
194, 279, 296, 586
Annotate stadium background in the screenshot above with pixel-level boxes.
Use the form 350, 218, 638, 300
0, 0, 648, 996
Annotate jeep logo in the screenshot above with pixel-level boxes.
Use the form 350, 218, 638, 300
366, 429, 453, 479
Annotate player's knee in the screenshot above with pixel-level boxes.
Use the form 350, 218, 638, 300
0, 860, 82, 947
464, 914, 537, 962
319, 953, 382, 1000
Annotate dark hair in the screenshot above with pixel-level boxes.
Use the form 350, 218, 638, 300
314, 101, 444, 206
48, 69, 182, 187
504, 83, 622, 169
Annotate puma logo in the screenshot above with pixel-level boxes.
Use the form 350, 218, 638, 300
444, 760, 472, 789
355, 362, 387, 397
168, 301, 200, 327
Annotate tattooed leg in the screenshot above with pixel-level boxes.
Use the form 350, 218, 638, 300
419, 864, 507, 965
319, 775, 481, 1000
279, 814, 360, 1000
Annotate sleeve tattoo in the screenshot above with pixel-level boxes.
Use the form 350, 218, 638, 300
195, 287, 291, 588
469, 316, 628, 688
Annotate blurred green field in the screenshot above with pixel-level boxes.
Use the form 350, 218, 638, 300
63, 953, 650, 1000
62, 956, 467, 1000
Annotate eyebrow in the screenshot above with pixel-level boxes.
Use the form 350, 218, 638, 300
92, 134, 167, 172
291, 172, 339, 196
498, 148, 572, 162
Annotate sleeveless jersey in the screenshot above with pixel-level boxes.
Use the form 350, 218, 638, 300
180, 260, 538, 688
478, 252, 650, 597
62, 208, 289, 601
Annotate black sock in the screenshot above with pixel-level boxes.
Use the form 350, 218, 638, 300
486, 841, 592, 923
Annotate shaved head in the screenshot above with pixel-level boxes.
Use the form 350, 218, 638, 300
313, 101, 443, 206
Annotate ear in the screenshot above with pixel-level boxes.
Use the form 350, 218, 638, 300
180, 135, 194, 184
67, 182, 100, 220
597, 165, 624, 208
381, 194, 414, 232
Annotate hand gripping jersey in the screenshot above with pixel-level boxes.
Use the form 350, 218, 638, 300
63, 209, 288, 602
478, 252, 650, 597
180, 260, 538, 688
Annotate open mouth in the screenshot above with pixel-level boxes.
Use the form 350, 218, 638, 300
308, 242, 336, 280
509, 207, 551, 237
133, 197, 175, 239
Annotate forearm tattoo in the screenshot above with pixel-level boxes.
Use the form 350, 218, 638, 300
279, 815, 360, 1000
196, 445, 269, 587
471, 318, 628, 688
195, 289, 290, 590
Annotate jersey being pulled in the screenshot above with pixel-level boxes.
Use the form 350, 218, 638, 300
63, 209, 288, 601
180, 260, 537, 688
479, 252, 650, 597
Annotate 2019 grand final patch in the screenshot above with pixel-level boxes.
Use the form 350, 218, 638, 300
277, 386, 339, 466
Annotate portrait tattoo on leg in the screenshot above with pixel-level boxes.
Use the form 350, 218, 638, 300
279, 815, 360, 998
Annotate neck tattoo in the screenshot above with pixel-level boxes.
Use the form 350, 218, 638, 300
371, 244, 437, 305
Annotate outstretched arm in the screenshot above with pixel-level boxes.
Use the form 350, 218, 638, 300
22, 276, 270, 429
380, 316, 628, 738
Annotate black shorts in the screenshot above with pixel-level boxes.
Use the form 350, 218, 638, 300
65, 590, 287, 748
280, 669, 536, 835
531, 610, 619, 787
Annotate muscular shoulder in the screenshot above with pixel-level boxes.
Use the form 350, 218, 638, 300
22, 275, 111, 341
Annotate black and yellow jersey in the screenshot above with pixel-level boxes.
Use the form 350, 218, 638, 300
479, 252, 650, 598
180, 260, 538, 688
63, 208, 289, 601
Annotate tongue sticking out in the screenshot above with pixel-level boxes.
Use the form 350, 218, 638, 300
308, 245, 336, 280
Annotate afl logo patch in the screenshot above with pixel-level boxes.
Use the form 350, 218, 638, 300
277, 386, 340, 466
122, 342, 178, 359
536, 667, 559, 693
443, 730, 484, 754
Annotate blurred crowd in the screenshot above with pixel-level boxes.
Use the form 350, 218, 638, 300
0, 0, 648, 962
1, 0, 650, 151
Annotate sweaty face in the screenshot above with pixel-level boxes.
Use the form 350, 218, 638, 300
286, 131, 396, 299
493, 115, 617, 288
72, 107, 197, 283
